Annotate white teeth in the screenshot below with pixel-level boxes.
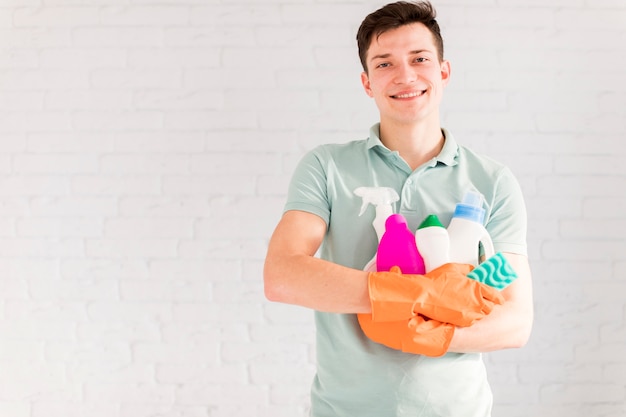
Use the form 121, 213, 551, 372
394, 91, 424, 98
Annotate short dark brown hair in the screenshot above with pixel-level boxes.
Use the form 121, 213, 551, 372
356, 1, 444, 73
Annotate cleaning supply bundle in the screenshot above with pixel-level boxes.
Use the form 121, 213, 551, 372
354, 187, 518, 356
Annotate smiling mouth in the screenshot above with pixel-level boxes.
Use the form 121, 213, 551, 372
391, 90, 426, 99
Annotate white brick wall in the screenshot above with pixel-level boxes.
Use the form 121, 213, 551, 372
0, 1, 624, 416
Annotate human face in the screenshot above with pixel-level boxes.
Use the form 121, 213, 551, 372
360, 23, 451, 127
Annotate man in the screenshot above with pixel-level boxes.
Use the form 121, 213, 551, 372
264, 1, 533, 416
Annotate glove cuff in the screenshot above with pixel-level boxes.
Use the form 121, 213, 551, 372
368, 270, 424, 322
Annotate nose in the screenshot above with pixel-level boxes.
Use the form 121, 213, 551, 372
393, 62, 418, 84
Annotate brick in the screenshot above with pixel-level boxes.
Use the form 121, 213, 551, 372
61, 259, 149, 280
175, 383, 268, 406
73, 27, 163, 47
269, 384, 311, 406
133, 342, 218, 364
3, 300, 88, 323
112, 132, 205, 153
195, 216, 277, 240
72, 175, 161, 196
540, 383, 625, 404
490, 383, 540, 405
0, 402, 30, 417
555, 9, 626, 30
536, 112, 625, 134
45, 341, 131, 363
165, 26, 255, 47
0, 49, 39, 69
190, 5, 281, 25
0, 111, 71, 132
129, 48, 220, 68
463, 7, 555, 28
76, 322, 160, 343
87, 301, 172, 323
85, 238, 178, 258
162, 175, 256, 196
212, 281, 263, 304
0, 238, 84, 257
249, 361, 315, 385
119, 197, 211, 217
32, 402, 119, 417
120, 404, 218, 417
177, 239, 244, 260
134, 89, 223, 110
14, 154, 99, 174
184, 68, 277, 89
99, 6, 189, 26
105, 218, 193, 238
0, 134, 28, 152
155, 363, 247, 384
537, 175, 625, 197
40, 48, 126, 69
223, 47, 316, 69
14, 7, 100, 27
0, 28, 70, 48
165, 110, 257, 130
160, 322, 222, 344
445, 110, 535, 132
0, 258, 59, 278
281, 4, 368, 24
45, 90, 132, 110
120, 279, 211, 302
561, 219, 626, 239
72, 111, 164, 131
30, 197, 118, 216
29, 277, 118, 301
555, 155, 626, 175
256, 25, 353, 47
149, 259, 241, 281
17, 217, 102, 237
83, 382, 175, 405
100, 154, 189, 174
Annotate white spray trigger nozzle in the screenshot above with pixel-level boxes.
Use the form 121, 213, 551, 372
353, 186, 399, 216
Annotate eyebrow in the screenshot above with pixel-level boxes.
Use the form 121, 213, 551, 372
369, 49, 431, 63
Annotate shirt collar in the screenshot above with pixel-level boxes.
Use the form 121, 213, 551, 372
366, 123, 459, 166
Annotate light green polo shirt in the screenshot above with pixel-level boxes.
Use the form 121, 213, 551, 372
284, 124, 528, 417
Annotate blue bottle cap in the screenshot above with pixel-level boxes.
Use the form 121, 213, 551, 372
453, 191, 485, 223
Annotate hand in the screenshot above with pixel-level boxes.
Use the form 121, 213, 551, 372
368, 263, 504, 326
358, 313, 454, 357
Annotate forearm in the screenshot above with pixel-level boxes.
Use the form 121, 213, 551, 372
448, 253, 534, 353
264, 211, 371, 314
264, 253, 371, 313
447, 298, 533, 353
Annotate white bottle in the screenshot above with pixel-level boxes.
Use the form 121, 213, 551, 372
353, 187, 400, 271
415, 214, 450, 272
447, 191, 495, 266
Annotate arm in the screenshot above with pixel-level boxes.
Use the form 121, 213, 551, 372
447, 252, 534, 352
263, 210, 371, 314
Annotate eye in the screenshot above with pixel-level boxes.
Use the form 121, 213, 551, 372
414, 57, 428, 63
376, 62, 390, 69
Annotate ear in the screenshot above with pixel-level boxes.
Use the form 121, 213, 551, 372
361, 71, 374, 97
440, 60, 451, 87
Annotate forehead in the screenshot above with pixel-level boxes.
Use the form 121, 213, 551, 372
368, 22, 436, 57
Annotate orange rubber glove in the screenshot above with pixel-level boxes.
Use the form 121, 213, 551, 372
368, 264, 504, 327
358, 313, 454, 357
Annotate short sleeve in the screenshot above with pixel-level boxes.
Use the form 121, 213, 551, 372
283, 148, 331, 227
486, 167, 528, 256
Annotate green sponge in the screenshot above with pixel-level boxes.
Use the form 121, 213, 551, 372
467, 252, 518, 290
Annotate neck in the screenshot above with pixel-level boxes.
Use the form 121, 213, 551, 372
379, 120, 444, 171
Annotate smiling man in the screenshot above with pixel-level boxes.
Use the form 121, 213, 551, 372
264, 2, 533, 416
